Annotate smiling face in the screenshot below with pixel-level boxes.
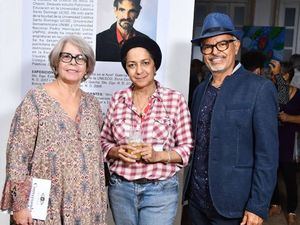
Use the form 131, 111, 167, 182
56, 42, 87, 84
202, 34, 240, 77
125, 47, 156, 90
114, 0, 139, 32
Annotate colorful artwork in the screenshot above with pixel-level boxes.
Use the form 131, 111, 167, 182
242, 26, 285, 61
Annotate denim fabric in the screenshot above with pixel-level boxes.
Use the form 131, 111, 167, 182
108, 174, 179, 225
188, 199, 241, 225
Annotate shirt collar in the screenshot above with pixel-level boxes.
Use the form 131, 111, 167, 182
232, 62, 241, 74
116, 27, 136, 46
121, 80, 163, 106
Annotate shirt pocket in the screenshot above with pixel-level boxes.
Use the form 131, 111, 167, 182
111, 118, 132, 143
152, 116, 176, 145
225, 104, 253, 167
225, 104, 251, 128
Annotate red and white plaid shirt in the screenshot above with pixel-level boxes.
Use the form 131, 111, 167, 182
100, 81, 193, 180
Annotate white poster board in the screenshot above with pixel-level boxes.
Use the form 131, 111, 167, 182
0, 1, 194, 224
22, 0, 168, 114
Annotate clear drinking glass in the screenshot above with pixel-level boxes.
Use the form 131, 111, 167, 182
127, 129, 143, 160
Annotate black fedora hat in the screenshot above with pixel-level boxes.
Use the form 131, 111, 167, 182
192, 12, 243, 45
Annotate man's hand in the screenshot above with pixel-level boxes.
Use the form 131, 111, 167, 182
240, 210, 263, 225
13, 208, 33, 225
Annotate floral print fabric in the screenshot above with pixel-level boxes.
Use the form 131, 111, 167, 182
1, 86, 107, 225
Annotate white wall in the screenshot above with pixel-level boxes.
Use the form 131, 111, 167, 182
163, 1, 195, 99
0, 0, 194, 224
0, 0, 22, 223
253, 0, 273, 26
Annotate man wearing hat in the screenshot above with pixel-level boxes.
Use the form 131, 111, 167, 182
183, 13, 278, 225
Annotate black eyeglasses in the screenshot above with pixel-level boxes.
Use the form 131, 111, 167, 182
201, 39, 236, 55
59, 52, 87, 65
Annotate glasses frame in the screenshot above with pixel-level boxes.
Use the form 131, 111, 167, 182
59, 52, 87, 65
201, 39, 236, 55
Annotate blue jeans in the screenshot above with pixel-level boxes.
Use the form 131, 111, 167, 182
108, 174, 179, 225
188, 199, 241, 225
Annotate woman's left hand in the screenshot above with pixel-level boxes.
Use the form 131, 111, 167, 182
139, 144, 159, 163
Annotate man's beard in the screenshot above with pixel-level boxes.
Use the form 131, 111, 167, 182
119, 19, 134, 31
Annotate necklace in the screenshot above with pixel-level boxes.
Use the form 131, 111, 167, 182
133, 91, 151, 116
132, 85, 156, 116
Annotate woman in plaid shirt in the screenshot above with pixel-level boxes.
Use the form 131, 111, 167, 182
100, 36, 193, 225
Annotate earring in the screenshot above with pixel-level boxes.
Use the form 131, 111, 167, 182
83, 74, 88, 80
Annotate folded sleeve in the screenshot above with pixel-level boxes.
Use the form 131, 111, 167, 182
1, 90, 39, 212
172, 94, 193, 167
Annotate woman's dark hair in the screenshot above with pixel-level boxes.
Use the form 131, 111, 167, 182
281, 61, 294, 83
241, 50, 266, 72
289, 54, 300, 71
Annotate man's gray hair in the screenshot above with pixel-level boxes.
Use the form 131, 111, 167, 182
113, 0, 142, 11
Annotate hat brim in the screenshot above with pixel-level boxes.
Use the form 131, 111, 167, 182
191, 30, 243, 45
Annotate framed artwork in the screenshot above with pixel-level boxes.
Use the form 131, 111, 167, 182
242, 26, 285, 62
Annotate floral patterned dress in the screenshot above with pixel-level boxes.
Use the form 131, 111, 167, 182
0, 86, 107, 225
